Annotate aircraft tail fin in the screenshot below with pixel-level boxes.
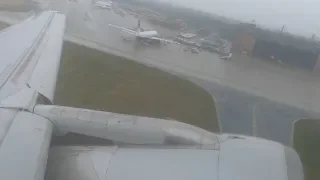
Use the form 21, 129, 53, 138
137, 19, 140, 33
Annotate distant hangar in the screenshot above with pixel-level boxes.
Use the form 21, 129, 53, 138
232, 23, 320, 70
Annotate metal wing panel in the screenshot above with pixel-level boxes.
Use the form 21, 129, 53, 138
0, 88, 36, 110
0, 12, 50, 89
45, 146, 218, 180
0, 12, 49, 103
0, 108, 18, 144
0, 11, 65, 106
0, 111, 53, 180
45, 146, 118, 180
27, 12, 66, 102
106, 148, 218, 180
219, 138, 287, 180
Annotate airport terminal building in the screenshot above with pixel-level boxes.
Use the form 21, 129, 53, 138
232, 23, 320, 70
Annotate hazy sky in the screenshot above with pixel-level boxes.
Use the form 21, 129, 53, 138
160, 0, 320, 37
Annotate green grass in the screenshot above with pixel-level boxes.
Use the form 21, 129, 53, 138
54, 41, 219, 132
293, 119, 320, 180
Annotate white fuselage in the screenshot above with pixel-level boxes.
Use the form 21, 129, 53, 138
137, 31, 158, 38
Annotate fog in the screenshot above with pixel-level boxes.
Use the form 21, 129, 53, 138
159, 0, 320, 37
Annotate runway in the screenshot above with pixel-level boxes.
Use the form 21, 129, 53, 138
3, 0, 320, 145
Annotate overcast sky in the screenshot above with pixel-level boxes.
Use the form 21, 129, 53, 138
159, 0, 320, 37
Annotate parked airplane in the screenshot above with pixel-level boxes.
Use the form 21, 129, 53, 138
109, 20, 179, 45
0, 11, 303, 180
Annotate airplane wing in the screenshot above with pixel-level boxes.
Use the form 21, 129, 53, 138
0, 11, 65, 106
109, 23, 137, 36
150, 36, 180, 45
0, 11, 66, 180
